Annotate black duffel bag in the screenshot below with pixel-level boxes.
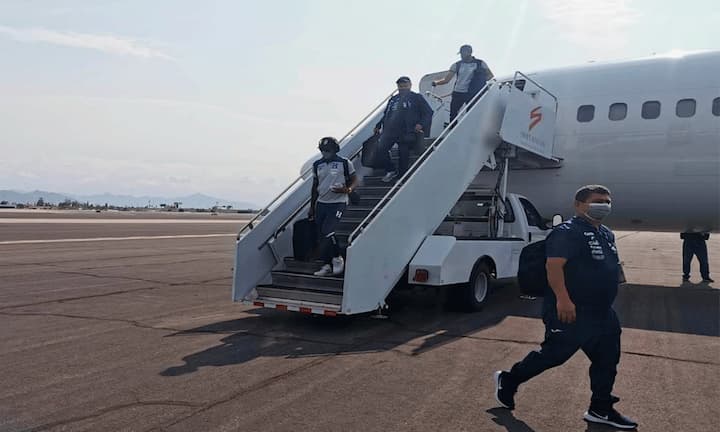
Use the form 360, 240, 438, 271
360, 134, 382, 168
292, 218, 317, 261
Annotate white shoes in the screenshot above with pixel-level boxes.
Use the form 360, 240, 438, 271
313, 264, 332, 276
313, 257, 345, 276
331, 256, 345, 275
381, 171, 397, 183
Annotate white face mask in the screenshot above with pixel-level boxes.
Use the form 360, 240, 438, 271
585, 203, 612, 221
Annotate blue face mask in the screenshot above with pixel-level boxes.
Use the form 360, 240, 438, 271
321, 151, 334, 160
398, 88, 411, 95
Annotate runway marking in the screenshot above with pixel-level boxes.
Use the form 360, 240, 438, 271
0, 233, 237, 245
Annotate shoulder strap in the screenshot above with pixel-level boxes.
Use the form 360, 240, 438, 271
473, 59, 485, 75
341, 158, 351, 185
312, 160, 319, 178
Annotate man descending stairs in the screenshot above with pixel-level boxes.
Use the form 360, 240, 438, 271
373, 76, 433, 183
307, 137, 358, 277
254, 137, 433, 308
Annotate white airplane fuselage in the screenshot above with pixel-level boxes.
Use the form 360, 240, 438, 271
471, 51, 720, 233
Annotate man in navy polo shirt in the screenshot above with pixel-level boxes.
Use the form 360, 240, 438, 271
373, 76, 433, 183
494, 185, 638, 430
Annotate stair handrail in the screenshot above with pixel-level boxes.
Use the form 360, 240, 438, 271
348, 80, 495, 245
425, 90, 451, 103
258, 133, 370, 250
512, 71, 558, 109
238, 89, 397, 239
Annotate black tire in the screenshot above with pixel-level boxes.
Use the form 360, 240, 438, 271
448, 262, 493, 312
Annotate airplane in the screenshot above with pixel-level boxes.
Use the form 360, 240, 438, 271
426, 49, 720, 233
298, 50, 718, 234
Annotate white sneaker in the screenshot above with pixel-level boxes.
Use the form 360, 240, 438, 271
331, 256, 345, 275
313, 264, 332, 277
381, 172, 397, 183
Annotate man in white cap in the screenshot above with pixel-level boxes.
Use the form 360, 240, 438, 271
432, 44, 493, 122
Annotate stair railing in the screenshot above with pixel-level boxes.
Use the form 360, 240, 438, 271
347, 80, 495, 245
238, 89, 397, 243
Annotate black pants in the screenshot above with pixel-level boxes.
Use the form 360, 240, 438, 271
683, 238, 710, 279
377, 133, 409, 176
449, 91, 475, 122
315, 202, 345, 263
507, 308, 622, 410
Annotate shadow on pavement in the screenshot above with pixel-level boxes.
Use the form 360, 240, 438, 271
160, 281, 718, 376
486, 408, 537, 432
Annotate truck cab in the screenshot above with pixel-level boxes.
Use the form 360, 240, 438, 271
407, 190, 549, 311
434, 189, 549, 243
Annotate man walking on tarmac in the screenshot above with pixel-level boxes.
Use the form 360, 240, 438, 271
494, 185, 638, 430
432, 44, 493, 122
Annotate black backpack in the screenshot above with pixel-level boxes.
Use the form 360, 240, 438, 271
454, 58, 491, 95
517, 240, 549, 297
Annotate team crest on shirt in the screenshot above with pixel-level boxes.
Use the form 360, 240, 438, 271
584, 231, 605, 260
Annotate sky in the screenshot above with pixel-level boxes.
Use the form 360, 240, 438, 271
1, 0, 718, 205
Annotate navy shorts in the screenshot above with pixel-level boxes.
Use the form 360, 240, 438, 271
315, 202, 346, 238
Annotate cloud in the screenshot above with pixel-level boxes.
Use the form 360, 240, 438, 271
0, 25, 174, 60
534, 0, 641, 55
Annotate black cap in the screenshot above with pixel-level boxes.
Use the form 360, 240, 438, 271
396, 76, 411, 84
458, 44, 473, 54
318, 136, 340, 152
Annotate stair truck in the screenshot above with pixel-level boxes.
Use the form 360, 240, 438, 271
232, 72, 561, 316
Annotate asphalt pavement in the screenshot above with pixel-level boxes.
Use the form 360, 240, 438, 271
0, 215, 717, 432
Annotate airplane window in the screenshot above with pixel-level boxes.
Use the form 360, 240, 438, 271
642, 101, 661, 119
577, 105, 595, 123
609, 103, 627, 121
713, 98, 720, 116
676, 99, 696, 118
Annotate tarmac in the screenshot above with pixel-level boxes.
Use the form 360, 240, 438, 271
0, 212, 718, 432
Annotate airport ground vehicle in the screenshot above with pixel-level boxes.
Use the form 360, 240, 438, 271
233, 72, 559, 316
408, 190, 549, 311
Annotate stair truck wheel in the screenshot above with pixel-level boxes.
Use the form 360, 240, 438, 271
448, 260, 494, 312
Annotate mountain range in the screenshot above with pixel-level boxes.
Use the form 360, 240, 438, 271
0, 190, 258, 210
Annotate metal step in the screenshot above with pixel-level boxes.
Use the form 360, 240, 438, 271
283, 257, 325, 275
336, 218, 363, 232
343, 207, 373, 220
256, 286, 342, 306
391, 155, 420, 164
350, 196, 382, 207
355, 186, 393, 197
363, 176, 398, 187
271, 271, 344, 292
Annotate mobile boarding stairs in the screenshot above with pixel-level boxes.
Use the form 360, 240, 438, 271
232, 72, 560, 316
